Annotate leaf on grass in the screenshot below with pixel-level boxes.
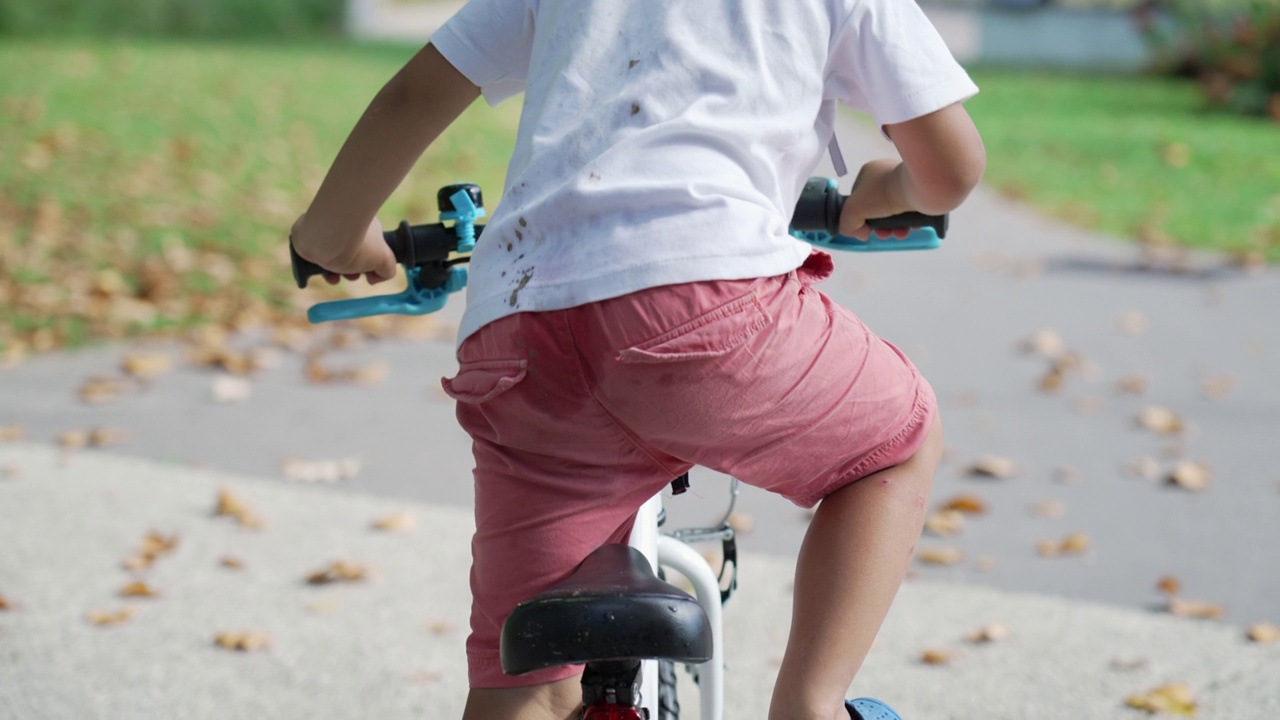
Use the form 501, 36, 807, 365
281, 457, 361, 484
123, 530, 179, 571
210, 375, 252, 404
121, 351, 172, 379
1166, 460, 1211, 492
1246, 622, 1279, 644
1160, 141, 1192, 169
966, 623, 1010, 644
88, 606, 136, 626
1038, 532, 1090, 557
940, 494, 987, 515
214, 488, 265, 529
916, 547, 964, 566
919, 648, 955, 665
371, 510, 416, 533
1126, 681, 1198, 715
1167, 597, 1224, 620
0, 425, 26, 442
1157, 575, 1183, 596
306, 560, 369, 585
967, 455, 1018, 479
924, 510, 965, 536
119, 580, 159, 598
214, 631, 271, 652
1137, 406, 1184, 435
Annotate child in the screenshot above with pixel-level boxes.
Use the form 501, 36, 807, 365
290, 0, 986, 717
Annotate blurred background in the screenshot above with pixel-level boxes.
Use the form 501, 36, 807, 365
2, 0, 1279, 656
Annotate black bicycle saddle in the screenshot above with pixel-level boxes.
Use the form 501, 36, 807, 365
500, 544, 714, 675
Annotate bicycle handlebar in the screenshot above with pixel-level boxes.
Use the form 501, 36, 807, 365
290, 178, 947, 323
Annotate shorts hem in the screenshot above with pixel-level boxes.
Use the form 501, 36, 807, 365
792, 379, 937, 508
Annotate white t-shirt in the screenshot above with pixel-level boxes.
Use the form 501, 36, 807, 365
432, 0, 977, 349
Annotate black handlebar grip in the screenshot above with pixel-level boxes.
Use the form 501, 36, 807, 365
791, 177, 947, 239
290, 241, 327, 289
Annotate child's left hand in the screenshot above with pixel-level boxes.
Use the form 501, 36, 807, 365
291, 214, 398, 286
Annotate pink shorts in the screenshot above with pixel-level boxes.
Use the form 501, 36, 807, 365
442, 250, 937, 688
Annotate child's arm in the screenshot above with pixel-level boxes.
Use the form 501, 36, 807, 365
839, 103, 986, 239
291, 44, 480, 284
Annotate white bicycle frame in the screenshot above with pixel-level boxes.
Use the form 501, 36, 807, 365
628, 480, 738, 720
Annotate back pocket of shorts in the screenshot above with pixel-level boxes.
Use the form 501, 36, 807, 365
441, 359, 527, 404
616, 292, 771, 364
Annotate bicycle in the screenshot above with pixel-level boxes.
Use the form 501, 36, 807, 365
290, 179, 947, 720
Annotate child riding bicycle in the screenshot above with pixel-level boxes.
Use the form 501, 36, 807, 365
290, 1, 986, 718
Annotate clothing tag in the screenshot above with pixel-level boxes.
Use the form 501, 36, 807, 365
827, 135, 848, 178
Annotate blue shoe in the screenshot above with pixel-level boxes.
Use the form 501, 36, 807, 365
846, 697, 903, 720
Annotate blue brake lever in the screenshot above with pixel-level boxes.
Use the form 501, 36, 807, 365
790, 227, 942, 252
304, 186, 485, 324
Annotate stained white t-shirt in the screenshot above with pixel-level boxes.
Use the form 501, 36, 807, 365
432, 0, 978, 349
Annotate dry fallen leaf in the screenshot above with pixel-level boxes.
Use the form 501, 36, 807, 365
1246, 622, 1279, 644
88, 427, 130, 448
210, 375, 252, 404
1200, 374, 1237, 400
122, 530, 179, 571
1126, 681, 1198, 715
281, 457, 361, 484
306, 560, 369, 585
371, 510, 416, 533
924, 510, 965, 536
1038, 532, 1090, 557
307, 599, 341, 615
916, 547, 964, 566
1167, 597, 1225, 620
426, 620, 455, 635
920, 648, 955, 665
1115, 374, 1150, 395
78, 376, 124, 405
1030, 500, 1066, 519
88, 606, 137, 626
1020, 328, 1066, 359
1166, 460, 1211, 492
122, 351, 172, 379
0, 425, 26, 442
214, 631, 272, 652
967, 455, 1018, 479
0, 595, 14, 611
1137, 406, 1184, 435
214, 488, 265, 529
57, 430, 89, 450
966, 623, 1010, 644
1157, 575, 1183, 596
119, 580, 159, 598
219, 556, 245, 570
940, 494, 987, 515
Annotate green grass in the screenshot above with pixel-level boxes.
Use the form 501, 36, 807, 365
964, 68, 1280, 257
0, 39, 520, 352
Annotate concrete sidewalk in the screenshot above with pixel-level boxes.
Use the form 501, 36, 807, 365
2, 442, 1277, 719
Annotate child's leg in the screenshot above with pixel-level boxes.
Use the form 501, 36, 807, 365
768, 417, 943, 720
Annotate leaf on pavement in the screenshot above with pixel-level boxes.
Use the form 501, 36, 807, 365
967, 455, 1018, 479
78, 376, 125, 405
1247, 622, 1279, 644
1167, 597, 1225, 620
924, 510, 965, 536
88, 606, 136, 626
940, 494, 988, 515
0, 595, 14, 611
123, 530, 179, 572
219, 555, 246, 570
281, 457, 361, 484
1030, 500, 1066, 518
966, 623, 1010, 644
1115, 374, 1150, 395
920, 648, 955, 665
1126, 681, 1198, 715
1200, 373, 1237, 399
210, 375, 252, 404
214, 631, 272, 652
121, 351, 173, 379
426, 620, 455, 635
1137, 406, 1184, 435
0, 425, 26, 442
119, 580, 159, 598
1020, 328, 1066, 359
1038, 532, 1090, 557
371, 510, 416, 533
1157, 575, 1183, 596
1166, 460, 1212, 492
916, 547, 964, 566
214, 488, 265, 529
306, 560, 369, 585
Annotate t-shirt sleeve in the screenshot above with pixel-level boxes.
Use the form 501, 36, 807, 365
431, 0, 536, 106
824, 0, 978, 128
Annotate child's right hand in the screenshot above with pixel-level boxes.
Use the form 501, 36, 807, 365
291, 214, 398, 286
838, 159, 913, 241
